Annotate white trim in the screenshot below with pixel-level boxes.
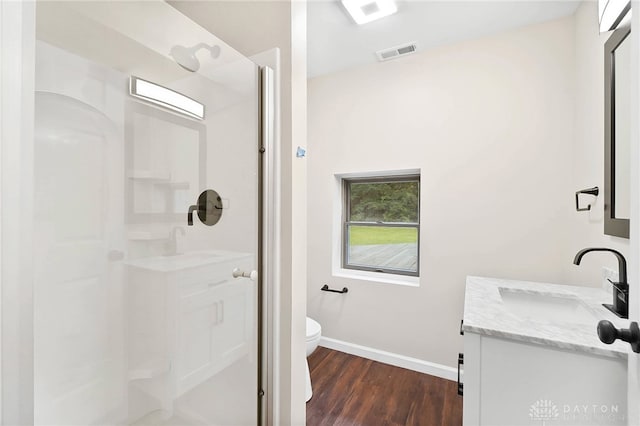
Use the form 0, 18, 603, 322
334, 168, 421, 180
0, 3, 4, 421
333, 269, 419, 287
319, 337, 457, 382
627, 2, 640, 423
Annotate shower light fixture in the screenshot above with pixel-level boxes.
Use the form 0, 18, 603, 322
129, 76, 205, 120
599, 0, 631, 32
341, 0, 397, 25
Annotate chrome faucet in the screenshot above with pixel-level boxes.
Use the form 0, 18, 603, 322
165, 226, 186, 256
573, 247, 628, 319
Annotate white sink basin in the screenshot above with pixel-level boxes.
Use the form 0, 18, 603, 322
126, 250, 251, 272
498, 287, 598, 325
162, 252, 222, 261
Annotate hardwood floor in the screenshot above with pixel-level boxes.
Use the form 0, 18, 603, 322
306, 347, 463, 426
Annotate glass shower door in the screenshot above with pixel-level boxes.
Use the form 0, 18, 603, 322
33, 2, 260, 425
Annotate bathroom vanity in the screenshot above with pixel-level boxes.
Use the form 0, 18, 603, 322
462, 276, 628, 426
125, 251, 255, 418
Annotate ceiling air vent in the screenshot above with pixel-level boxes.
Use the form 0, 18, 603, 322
376, 42, 418, 62
360, 2, 380, 16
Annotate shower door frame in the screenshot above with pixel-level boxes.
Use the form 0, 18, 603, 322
257, 60, 281, 426
0, 2, 279, 424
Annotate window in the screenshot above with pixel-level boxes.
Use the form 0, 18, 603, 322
342, 174, 420, 277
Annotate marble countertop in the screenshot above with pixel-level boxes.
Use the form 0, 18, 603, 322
463, 276, 630, 359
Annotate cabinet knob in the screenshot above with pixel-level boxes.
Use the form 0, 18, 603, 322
232, 268, 257, 281
597, 320, 640, 353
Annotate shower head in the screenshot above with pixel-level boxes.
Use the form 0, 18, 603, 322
169, 43, 221, 73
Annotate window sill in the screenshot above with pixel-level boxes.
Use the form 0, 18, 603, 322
332, 268, 420, 287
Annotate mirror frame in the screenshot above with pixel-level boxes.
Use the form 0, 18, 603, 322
604, 26, 631, 239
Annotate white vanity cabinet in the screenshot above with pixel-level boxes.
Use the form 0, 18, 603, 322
176, 272, 253, 396
126, 252, 254, 413
462, 276, 630, 426
462, 332, 627, 426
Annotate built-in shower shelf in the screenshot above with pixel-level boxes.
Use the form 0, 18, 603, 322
155, 181, 190, 190
128, 170, 171, 181
128, 358, 171, 381
128, 171, 189, 190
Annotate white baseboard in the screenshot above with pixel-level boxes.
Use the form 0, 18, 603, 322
319, 337, 458, 382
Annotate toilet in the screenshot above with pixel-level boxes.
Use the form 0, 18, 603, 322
305, 317, 322, 402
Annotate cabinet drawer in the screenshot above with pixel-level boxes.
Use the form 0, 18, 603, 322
178, 258, 252, 297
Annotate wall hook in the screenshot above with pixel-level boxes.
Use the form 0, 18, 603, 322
575, 186, 599, 212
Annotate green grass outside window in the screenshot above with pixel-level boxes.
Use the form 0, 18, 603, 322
349, 226, 417, 246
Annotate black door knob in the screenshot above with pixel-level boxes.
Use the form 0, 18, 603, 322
597, 320, 640, 353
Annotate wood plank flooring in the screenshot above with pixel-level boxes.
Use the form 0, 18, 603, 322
306, 347, 462, 426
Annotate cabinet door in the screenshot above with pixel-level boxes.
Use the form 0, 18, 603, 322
212, 280, 253, 368
176, 276, 253, 397
462, 333, 481, 426
479, 336, 626, 426
177, 287, 222, 395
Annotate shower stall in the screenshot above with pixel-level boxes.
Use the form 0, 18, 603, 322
0, 1, 273, 424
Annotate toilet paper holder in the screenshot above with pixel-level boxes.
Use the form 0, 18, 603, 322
575, 186, 599, 212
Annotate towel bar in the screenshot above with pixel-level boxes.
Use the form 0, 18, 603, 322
321, 284, 348, 294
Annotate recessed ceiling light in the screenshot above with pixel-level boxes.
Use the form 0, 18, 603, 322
341, 0, 398, 25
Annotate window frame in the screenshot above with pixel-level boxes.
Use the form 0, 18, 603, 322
342, 174, 420, 277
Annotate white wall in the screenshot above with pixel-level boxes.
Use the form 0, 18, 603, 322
569, 1, 630, 285
626, 1, 640, 423
308, 17, 579, 368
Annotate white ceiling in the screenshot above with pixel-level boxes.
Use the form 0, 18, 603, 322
308, 0, 581, 78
